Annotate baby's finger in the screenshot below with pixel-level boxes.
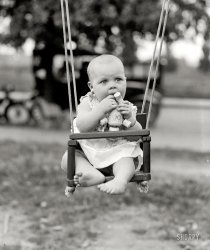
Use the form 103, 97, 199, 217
118, 102, 130, 108
106, 95, 115, 100
120, 110, 130, 114
117, 106, 130, 111
121, 100, 130, 105
110, 99, 117, 105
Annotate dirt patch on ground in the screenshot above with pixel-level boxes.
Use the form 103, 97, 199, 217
89, 206, 181, 250
0, 206, 37, 249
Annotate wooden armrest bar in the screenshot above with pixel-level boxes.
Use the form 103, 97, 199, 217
70, 129, 150, 140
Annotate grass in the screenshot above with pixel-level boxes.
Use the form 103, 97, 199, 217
0, 142, 210, 249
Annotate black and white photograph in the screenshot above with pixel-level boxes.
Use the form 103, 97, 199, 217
0, 0, 210, 249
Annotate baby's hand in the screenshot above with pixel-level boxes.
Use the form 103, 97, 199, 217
98, 95, 117, 114
117, 100, 133, 119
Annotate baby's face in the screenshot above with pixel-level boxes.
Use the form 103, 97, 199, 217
89, 60, 126, 102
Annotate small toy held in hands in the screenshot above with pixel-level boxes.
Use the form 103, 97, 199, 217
100, 92, 132, 131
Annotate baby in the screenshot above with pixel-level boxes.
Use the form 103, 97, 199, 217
61, 54, 143, 195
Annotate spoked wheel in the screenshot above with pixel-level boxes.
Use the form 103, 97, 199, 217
5, 104, 30, 125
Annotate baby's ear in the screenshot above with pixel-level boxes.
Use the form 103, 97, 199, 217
88, 81, 92, 90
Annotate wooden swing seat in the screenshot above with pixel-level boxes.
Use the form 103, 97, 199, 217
67, 113, 151, 187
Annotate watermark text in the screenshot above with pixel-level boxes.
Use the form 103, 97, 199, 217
177, 233, 200, 241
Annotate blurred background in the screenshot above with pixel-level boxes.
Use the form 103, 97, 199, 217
0, 0, 210, 250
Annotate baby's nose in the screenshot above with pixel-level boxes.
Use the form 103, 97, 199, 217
109, 80, 117, 88
108, 81, 118, 94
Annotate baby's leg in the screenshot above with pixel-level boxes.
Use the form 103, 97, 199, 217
61, 150, 105, 188
98, 157, 135, 194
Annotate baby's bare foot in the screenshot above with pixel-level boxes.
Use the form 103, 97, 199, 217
97, 179, 127, 194
65, 173, 83, 197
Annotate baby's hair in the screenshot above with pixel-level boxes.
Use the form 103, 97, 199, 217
87, 54, 124, 81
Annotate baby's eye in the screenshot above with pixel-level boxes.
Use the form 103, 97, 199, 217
115, 77, 123, 82
99, 79, 107, 84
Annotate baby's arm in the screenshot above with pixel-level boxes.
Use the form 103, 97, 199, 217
76, 95, 117, 132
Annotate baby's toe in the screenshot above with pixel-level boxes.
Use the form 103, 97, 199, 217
97, 183, 105, 191
74, 172, 83, 186
74, 175, 78, 181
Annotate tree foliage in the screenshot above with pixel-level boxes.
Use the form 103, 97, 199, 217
0, 0, 210, 66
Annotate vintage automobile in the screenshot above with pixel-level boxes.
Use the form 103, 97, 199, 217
32, 43, 163, 126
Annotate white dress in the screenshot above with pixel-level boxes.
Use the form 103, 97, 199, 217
73, 92, 143, 169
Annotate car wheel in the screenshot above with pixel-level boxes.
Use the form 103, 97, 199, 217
5, 104, 30, 125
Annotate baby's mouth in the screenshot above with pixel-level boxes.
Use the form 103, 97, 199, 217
108, 89, 118, 95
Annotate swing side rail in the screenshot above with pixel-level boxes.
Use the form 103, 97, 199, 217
70, 129, 150, 140
67, 113, 151, 187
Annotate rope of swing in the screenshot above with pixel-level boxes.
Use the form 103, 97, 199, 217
60, 0, 78, 133
141, 0, 170, 129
